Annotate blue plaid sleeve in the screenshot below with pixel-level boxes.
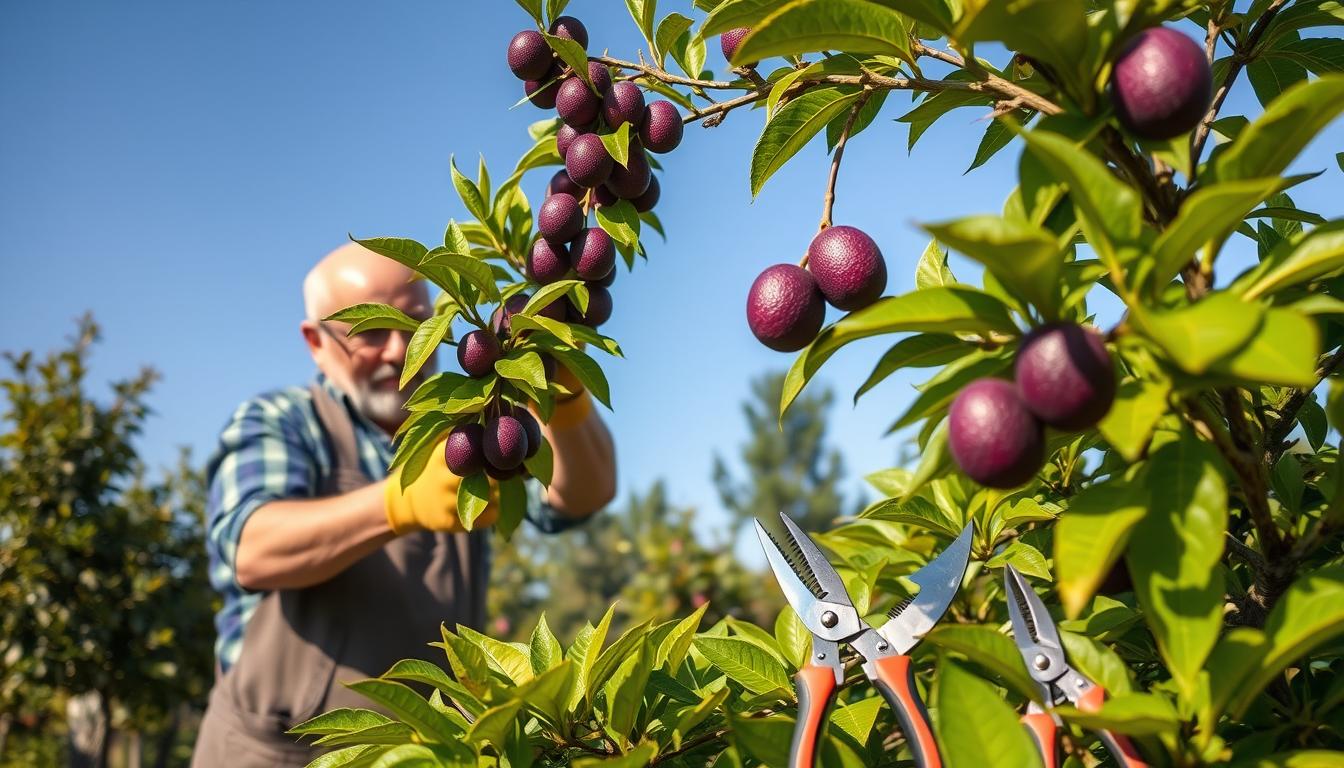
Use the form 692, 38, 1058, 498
524, 479, 597, 534
205, 390, 323, 591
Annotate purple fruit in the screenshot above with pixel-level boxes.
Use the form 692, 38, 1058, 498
524, 64, 563, 109
564, 133, 613, 188
602, 81, 646, 129
640, 101, 683, 153
1109, 26, 1212, 140
587, 62, 612, 95
444, 423, 486, 476
538, 192, 584, 241
806, 225, 887, 311
1014, 323, 1116, 431
528, 237, 571, 285
491, 293, 532, 337
537, 298, 568, 323
508, 30, 553, 81
557, 77, 600, 127
485, 463, 525, 480
570, 228, 616, 280
592, 263, 617, 288
547, 169, 584, 198
632, 174, 660, 213
484, 415, 530, 470
555, 124, 584, 159
720, 27, 756, 67
746, 264, 825, 352
570, 285, 613, 328
591, 185, 618, 209
948, 378, 1045, 488
548, 16, 588, 49
605, 148, 651, 199
506, 404, 543, 458
457, 329, 502, 378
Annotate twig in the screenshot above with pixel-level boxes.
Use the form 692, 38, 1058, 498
1189, 0, 1290, 181
592, 55, 738, 90
1264, 345, 1344, 465
817, 94, 869, 236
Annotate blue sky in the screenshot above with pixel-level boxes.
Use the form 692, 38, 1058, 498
2, 1, 1341, 548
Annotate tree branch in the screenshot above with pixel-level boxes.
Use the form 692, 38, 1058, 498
1189, 0, 1290, 181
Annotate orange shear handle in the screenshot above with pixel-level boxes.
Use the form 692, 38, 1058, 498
870, 655, 942, 768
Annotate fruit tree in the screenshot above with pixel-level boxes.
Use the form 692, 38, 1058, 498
299, 0, 1344, 765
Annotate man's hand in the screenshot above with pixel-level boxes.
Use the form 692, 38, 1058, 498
384, 442, 499, 534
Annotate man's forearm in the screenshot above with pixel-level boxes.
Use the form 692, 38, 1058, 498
235, 482, 395, 591
543, 404, 616, 518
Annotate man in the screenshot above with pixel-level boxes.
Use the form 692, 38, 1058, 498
192, 243, 616, 766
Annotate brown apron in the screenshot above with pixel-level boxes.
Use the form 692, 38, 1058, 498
192, 383, 489, 767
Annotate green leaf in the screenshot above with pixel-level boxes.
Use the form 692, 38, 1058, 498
599, 122, 633, 169
901, 421, 952, 500
572, 743, 659, 768
855, 333, 970, 404
530, 613, 564, 675
1141, 292, 1266, 375
658, 602, 708, 669
750, 86, 863, 197
781, 287, 1018, 418
595, 200, 642, 252
289, 708, 393, 736
1208, 565, 1344, 720
827, 89, 886, 151
399, 313, 453, 389
952, 0, 1086, 94
303, 745, 386, 768
1018, 128, 1143, 272
464, 699, 524, 754
444, 219, 472, 255
1125, 432, 1227, 700
624, 0, 657, 50
935, 657, 1044, 768
1151, 177, 1293, 289
603, 641, 654, 747
548, 347, 611, 409
323, 303, 421, 332
1229, 752, 1344, 768
732, 0, 916, 66
924, 215, 1063, 318
421, 249, 501, 304
313, 721, 417, 747
925, 624, 1039, 702
830, 696, 883, 744
456, 471, 491, 532
986, 539, 1051, 582
514, 0, 543, 24
391, 412, 453, 489
693, 636, 792, 696
495, 350, 548, 392
458, 625, 534, 685
1213, 75, 1344, 183
352, 236, 429, 272
589, 619, 655, 698
1060, 630, 1133, 696
1056, 477, 1149, 618
524, 435, 553, 488
450, 157, 490, 223
1248, 52, 1310, 108
569, 605, 616, 711
1053, 692, 1181, 736
655, 12, 694, 67
525, 278, 587, 318
915, 238, 957, 289
887, 350, 1012, 433
379, 659, 478, 713
703, 0, 783, 35
405, 373, 492, 414
1208, 307, 1320, 388
1097, 376, 1171, 463
773, 607, 811, 671
668, 687, 730, 752
1243, 221, 1344, 300
344, 679, 460, 745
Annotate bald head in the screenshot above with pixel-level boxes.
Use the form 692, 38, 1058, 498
300, 242, 434, 435
303, 242, 427, 321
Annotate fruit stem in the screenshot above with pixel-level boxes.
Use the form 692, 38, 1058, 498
817, 93, 868, 235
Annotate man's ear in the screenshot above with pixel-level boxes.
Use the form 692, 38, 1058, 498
300, 320, 322, 355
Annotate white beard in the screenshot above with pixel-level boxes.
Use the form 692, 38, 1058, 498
348, 364, 414, 426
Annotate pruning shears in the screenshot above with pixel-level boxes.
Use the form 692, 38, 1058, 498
1004, 565, 1150, 768
754, 511, 973, 768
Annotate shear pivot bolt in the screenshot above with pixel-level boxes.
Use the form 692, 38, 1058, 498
1033, 654, 1050, 671
876, 641, 888, 652
821, 610, 838, 628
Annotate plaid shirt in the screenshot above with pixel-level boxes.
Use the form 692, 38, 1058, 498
205, 373, 571, 673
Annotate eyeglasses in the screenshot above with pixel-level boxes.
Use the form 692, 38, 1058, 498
317, 320, 422, 356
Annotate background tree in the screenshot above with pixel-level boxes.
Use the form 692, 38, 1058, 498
0, 316, 215, 768
712, 371, 854, 532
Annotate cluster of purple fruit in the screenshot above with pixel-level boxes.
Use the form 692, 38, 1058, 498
507, 15, 688, 330
745, 225, 889, 352
948, 323, 1116, 488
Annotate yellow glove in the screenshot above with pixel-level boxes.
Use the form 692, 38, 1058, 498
384, 442, 499, 535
